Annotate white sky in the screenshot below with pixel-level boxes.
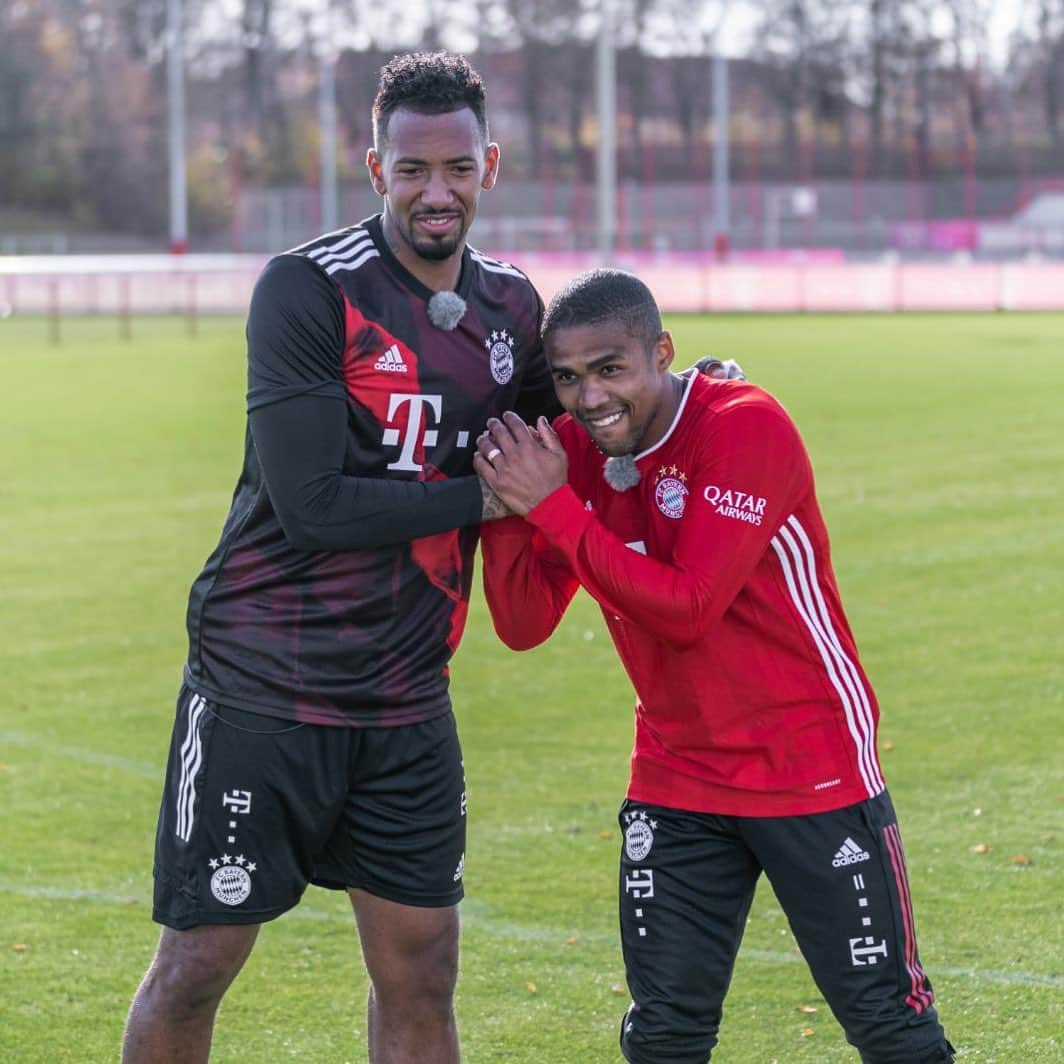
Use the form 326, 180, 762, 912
200, 0, 1028, 70
715, 0, 1025, 68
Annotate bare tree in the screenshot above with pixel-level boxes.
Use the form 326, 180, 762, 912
1036, 0, 1064, 144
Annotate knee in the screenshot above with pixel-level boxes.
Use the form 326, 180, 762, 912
140, 956, 228, 1017
371, 923, 458, 1018
140, 929, 251, 1017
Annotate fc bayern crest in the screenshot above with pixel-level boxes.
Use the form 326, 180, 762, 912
623, 810, 656, 861
654, 465, 689, 520
485, 329, 515, 385
207, 854, 256, 906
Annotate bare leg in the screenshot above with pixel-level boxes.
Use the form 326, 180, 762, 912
349, 888, 460, 1064
122, 923, 260, 1064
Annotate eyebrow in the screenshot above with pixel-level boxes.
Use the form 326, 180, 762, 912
552, 351, 624, 373
393, 155, 477, 166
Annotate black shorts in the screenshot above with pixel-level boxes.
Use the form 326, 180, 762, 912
617, 793, 952, 1064
152, 685, 467, 930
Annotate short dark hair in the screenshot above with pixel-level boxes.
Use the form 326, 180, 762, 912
373, 52, 489, 149
542, 269, 663, 352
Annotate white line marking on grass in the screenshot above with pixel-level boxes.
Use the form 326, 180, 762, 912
0, 882, 143, 905
3, 882, 1061, 991
0, 730, 162, 778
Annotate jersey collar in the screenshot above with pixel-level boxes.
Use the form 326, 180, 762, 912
364, 213, 474, 303
633, 370, 698, 464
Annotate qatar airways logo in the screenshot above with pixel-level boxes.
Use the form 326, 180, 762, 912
703, 484, 767, 526
380, 393, 475, 472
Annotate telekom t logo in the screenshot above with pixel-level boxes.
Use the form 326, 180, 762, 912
382, 393, 443, 471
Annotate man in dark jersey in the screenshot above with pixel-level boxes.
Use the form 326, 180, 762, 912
121, 53, 556, 1064
475, 270, 954, 1064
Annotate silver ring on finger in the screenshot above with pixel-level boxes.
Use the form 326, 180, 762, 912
486, 447, 502, 463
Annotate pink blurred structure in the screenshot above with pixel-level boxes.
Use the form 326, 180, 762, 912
3, 254, 1064, 322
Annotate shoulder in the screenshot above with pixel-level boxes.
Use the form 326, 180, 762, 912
466, 245, 540, 308
681, 377, 812, 494
467, 245, 534, 286
250, 253, 343, 326
285, 221, 380, 280
688, 375, 800, 442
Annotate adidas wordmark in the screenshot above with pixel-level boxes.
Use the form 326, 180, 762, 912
374, 345, 408, 373
832, 837, 871, 867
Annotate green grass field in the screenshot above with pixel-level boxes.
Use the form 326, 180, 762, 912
1, 312, 1061, 1063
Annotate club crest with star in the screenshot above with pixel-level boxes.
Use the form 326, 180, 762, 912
207, 852, 257, 906
623, 809, 658, 862
654, 465, 689, 520
484, 329, 516, 385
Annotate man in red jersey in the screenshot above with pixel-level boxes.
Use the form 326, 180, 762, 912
475, 269, 955, 1064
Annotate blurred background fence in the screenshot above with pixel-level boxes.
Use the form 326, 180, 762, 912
231, 177, 1064, 257
6, 255, 1064, 319
3, 0, 1064, 317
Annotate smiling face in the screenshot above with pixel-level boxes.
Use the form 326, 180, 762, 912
545, 320, 680, 457
367, 107, 499, 285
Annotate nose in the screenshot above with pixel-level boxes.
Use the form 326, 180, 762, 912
579, 376, 609, 411
421, 169, 455, 209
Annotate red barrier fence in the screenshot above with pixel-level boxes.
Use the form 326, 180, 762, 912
3, 255, 1064, 324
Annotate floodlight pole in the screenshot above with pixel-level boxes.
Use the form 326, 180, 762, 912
596, 0, 617, 263
712, 50, 730, 258
167, 0, 188, 253
319, 50, 339, 233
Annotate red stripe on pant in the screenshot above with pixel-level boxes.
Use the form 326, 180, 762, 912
884, 822, 935, 1013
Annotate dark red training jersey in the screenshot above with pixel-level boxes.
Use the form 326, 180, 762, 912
481, 371, 887, 816
184, 215, 556, 726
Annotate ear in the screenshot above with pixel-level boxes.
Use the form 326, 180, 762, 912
654, 330, 676, 373
366, 147, 386, 196
481, 142, 501, 190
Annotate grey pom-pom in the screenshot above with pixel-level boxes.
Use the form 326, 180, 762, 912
603, 454, 641, 492
427, 291, 467, 331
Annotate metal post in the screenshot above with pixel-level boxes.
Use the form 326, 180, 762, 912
167, 0, 188, 253
712, 51, 730, 258
596, 0, 617, 263
319, 51, 339, 234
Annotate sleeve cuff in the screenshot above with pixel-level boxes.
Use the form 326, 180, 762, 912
480, 514, 531, 540
525, 485, 594, 554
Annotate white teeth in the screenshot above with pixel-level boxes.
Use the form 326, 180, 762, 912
590, 412, 623, 428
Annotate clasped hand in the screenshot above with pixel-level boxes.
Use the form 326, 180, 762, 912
474, 412, 568, 516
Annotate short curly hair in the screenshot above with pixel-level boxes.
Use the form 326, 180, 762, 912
373, 52, 489, 150
542, 269, 663, 354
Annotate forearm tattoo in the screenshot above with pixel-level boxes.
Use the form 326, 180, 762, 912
479, 477, 510, 521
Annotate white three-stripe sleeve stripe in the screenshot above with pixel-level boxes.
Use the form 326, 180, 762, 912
769, 532, 870, 791
774, 520, 882, 794
176, 695, 207, 842
325, 247, 380, 276
770, 519, 885, 796
310, 236, 375, 271
782, 516, 885, 793
470, 251, 525, 278
314, 238, 374, 269
312, 236, 372, 266
307, 230, 371, 261
778, 519, 885, 794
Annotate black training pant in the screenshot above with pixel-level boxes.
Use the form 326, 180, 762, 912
618, 792, 952, 1064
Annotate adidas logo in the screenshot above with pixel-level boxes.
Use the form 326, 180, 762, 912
832, 837, 870, 867
374, 344, 408, 373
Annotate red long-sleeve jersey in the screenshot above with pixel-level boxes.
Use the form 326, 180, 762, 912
481, 371, 887, 816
